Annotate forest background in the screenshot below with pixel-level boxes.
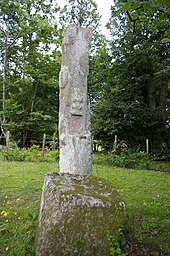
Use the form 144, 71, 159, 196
0, 0, 170, 158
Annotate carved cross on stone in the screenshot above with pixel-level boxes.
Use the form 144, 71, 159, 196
59, 25, 92, 175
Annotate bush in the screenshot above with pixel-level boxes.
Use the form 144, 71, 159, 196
2, 143, 59, 162
109, 142, 151, 170
2, 142, 27, 161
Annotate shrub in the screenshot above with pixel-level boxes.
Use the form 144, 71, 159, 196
2, 143, 59, 162
2, 142, 27, 161
109, 142, 151, 170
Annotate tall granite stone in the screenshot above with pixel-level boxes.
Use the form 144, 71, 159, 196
59, 25, 92, 175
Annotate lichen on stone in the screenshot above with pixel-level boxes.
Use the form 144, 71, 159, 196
36, 172, 126, 256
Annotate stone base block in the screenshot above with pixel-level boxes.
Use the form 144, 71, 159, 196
36, 173, 126, 256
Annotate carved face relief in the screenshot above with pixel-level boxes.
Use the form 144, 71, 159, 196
70, 93, 83, 116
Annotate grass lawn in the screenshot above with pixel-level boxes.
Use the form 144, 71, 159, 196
0, 154, 170, 255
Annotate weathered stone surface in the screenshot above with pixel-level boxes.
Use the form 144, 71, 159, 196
59, 25, 92, 175
36, 173, 126, 256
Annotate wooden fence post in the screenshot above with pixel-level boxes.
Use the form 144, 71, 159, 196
114, 135, 118, 145
6, 131, 10, 151
41, 134, 46, 158
146, 139, 149, 154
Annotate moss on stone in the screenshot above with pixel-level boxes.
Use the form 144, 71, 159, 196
36, 173, 126, 256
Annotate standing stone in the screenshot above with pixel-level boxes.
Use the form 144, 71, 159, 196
36, 26, 126, 256
59, 25, 92, 175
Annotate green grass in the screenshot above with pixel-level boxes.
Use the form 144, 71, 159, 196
93, 154, 170, 255
0, 161, 58, 256
0, 154, 170, 255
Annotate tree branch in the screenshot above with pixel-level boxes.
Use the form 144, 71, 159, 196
126, 11, 137, 33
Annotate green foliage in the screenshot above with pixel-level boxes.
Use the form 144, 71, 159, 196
59, 0, 101, 29
2, 142, 27, 161
108, 142, 151, 169
59, 0, 103, 54
92, 152, 113, 167
1, 143, 59, 162
107, 228, 126, 256
0, 0, 61, 145
110, 153, 151, 170
117, 0, 170, 42
1, 0, 169, 158
93, 151, 170, 173
91, 0, 170, 156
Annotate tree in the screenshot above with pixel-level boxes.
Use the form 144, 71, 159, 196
0, 0, 21, 131
59, 0, 101, 29
59, 0, 104, 54
0, 0, 61, 146
92, 0, 170, 155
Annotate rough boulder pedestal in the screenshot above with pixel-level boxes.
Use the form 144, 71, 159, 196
36, 173, 126, 256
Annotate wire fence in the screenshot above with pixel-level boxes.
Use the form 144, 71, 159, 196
1, 131, 169, 156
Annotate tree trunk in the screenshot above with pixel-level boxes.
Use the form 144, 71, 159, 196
30, 83, 37, 113
2, 29, 8, 128
23, 131, 28, 147
159, 83, 168, 123
147, 78, 156, 109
